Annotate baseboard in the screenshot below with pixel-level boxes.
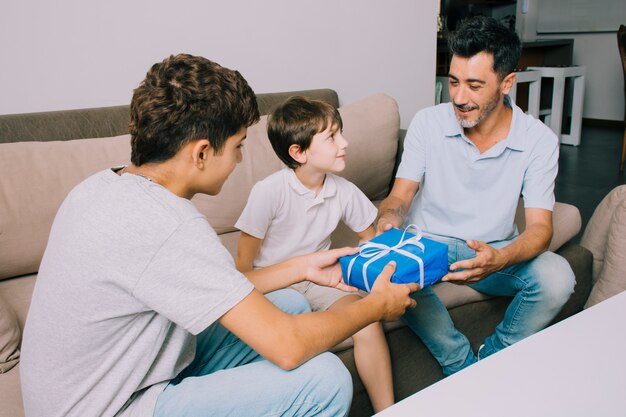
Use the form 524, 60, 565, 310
582, 118, 623, 129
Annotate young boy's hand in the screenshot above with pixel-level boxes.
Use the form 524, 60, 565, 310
302, 247, 360, 292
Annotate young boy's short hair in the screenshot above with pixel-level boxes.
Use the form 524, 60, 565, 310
129, 53, 259, 166
267, 96, 343, 169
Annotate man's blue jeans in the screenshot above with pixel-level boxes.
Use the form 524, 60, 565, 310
402, 236, 576, 376
154, 289, 353, 417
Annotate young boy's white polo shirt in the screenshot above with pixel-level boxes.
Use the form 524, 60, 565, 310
236, 168, 376, 269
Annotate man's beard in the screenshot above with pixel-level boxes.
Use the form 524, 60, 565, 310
455, 90, 501, 128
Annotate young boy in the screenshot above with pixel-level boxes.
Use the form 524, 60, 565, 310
236, 96, 395, 412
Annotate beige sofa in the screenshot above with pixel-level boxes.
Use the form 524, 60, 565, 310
0, 89, 593, 417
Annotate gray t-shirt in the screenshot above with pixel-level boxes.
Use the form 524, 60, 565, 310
20, 169, 253, 417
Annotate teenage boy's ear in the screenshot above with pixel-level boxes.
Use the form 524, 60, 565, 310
288, 144, 307, 164
192, 139, 212, 168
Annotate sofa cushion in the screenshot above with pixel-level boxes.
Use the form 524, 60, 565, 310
0, 295, 20, 373
337, 93, 399, 201
0, 135, 131, 280
581, 185, 626, 285
584, 195, 626, 308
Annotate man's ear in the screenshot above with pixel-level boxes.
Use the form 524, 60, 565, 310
192, 139, 211, 167
501, 72, 516, 95
288, 144, 307, 164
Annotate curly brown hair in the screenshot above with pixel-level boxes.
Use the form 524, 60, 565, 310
129, 54, 259, 166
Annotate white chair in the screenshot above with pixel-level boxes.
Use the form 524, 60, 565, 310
508, 69, 541, 118
527, 66, 586, 146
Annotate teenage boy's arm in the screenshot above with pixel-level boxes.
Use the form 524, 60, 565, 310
235, 231, 262, 273
244, 248, 360, 294
220, 262, 418, 370
376, 178, 420, 234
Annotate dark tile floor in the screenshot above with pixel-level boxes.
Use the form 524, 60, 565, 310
555, 124, 626, 242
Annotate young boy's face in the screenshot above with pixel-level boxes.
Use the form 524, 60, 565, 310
304, 124, 348, 173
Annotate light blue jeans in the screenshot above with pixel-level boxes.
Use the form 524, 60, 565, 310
402, 236, 576, 376
154, 289, 353, 417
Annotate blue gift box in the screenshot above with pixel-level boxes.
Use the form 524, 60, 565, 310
340, 227, 448, 292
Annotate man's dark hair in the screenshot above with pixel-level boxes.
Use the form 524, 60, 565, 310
447, 16, 522, 80
267, 96, 342, 169
129, 54, 259, 166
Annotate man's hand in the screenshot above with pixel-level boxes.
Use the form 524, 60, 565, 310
302, 247, 360, 292
442, 240, 509, 284
375, 211, 403, 235
368, 262, 419, 321
374, 179, 419, 236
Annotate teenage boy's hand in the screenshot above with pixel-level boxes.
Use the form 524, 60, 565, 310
302, 247, 360, 292
368, 261, 419, 321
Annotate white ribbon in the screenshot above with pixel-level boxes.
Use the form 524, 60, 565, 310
346, 224, 426, 291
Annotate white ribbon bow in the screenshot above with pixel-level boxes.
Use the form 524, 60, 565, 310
346, 224, 426, 292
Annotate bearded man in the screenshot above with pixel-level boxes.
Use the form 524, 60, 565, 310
375, 16, 575, 375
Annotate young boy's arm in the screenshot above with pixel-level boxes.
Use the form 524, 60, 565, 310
357, 225, 376, 244
235, 231, 262, 273
244, 249, 359, 294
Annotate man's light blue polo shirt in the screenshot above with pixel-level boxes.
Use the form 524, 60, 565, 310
396, 96, 559, 243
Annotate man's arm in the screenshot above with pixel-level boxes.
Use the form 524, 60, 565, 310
444, 207, 553, 283
375, 178, 420, 234
220, 262, 418, 370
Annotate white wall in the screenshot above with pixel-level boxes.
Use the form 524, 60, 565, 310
516, 0, 624, 122
0, 0, 437, 128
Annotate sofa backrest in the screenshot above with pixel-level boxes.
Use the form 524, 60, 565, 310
0, 91, 400, 281
0, 89, 339, 144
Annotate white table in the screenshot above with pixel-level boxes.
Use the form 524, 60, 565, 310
376, 290, 626, 417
